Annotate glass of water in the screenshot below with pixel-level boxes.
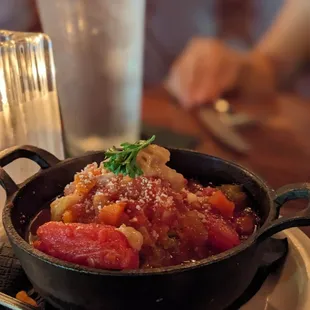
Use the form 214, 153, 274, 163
37, 0, 145, 156
0, 30, 64, 231
0, 30, 64, 182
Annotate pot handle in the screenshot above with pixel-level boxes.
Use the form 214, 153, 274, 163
257, 183, 310, 242
0, 145, 60, 197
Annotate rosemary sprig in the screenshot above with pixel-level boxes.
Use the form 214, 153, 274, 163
103, 135, 155, 177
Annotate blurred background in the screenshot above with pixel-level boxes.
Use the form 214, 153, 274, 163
1, 0, 309, 97
0, 0, 309, 190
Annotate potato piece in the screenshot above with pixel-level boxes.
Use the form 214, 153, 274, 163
93, 193, 109, 209
118, 224, 144, 251
187, 192, 198, 204
136, 145, 185, 191
51, 194, 82, 221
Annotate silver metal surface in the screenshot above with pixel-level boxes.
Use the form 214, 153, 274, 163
196, 107, 251, 153
162, 83, 252, 153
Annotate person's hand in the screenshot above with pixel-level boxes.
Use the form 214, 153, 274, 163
165, 38, 247, 108
165, 38, 276, 108
165, 38, 246, 108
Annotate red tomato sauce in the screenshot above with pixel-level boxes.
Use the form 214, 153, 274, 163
33, 163, 260, 270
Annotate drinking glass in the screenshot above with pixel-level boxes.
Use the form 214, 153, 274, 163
37, 0, 145, 156
0, 30, 64, 235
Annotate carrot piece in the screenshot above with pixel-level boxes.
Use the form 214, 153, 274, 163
209, 190, 235, 217
92, 168, 102, 176
16, 290, 38, 307
74, 174, 96, 195
99, 202, 126, 226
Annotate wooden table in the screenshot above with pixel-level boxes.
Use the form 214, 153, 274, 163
143, 86, 310, 236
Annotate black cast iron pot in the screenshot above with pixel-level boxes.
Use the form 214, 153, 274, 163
1, 145, 310, 310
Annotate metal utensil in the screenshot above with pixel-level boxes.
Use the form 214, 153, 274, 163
162, 82, 252, 154
213, 99, 258, 128
195, 106, 251, 154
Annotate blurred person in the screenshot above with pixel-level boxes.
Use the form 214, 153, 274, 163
165, 0, 309, 108
0, 0, 39, 32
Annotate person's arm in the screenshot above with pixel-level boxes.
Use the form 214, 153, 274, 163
257, 0, 309, 73
165, 0, 309, 105
240, 0, 309, 94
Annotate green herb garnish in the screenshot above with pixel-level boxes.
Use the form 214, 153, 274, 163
103, 135, 155, 177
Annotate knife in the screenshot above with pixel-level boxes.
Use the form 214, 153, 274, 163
163, 80, 250, 154
194, 106, 251, 154
162, 82, 251, 154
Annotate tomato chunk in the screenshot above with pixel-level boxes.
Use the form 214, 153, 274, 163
236, 214, 255, 235
209, 190, 235, 217
34, 222, 139, 270
205, 214, 240, 251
